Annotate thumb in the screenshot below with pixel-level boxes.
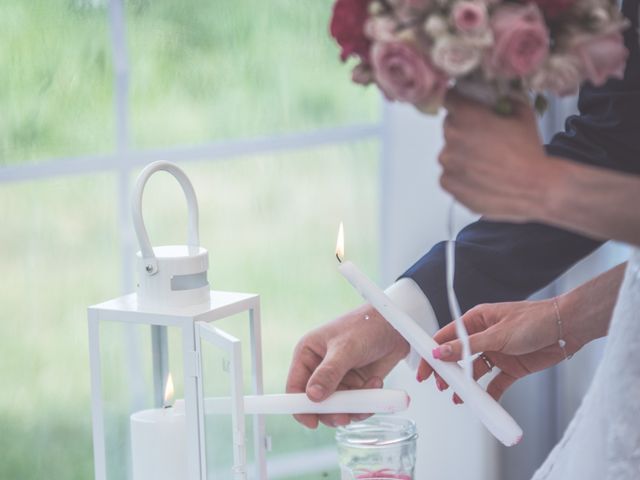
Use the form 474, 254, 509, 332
306, 345, 354, 402
433, 330, 498, 362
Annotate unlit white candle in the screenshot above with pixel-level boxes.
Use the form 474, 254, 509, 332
130, 406, 188, 480
196, 389, 409, 415
338, 260, 523, 447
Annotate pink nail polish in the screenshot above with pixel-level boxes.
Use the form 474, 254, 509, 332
432, 348, 441, 359
436, 378, 444, 391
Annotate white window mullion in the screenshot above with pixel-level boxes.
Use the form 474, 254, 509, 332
0, 123, 382, 184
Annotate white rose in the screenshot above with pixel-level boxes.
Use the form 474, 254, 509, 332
529, 54, 582, 96
432, 36, 482, 76
424, 15, 449, 38
364, 16, 398, 42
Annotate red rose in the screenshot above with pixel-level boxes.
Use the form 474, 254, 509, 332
330, 0, 372, 62
528, 0, 576, 19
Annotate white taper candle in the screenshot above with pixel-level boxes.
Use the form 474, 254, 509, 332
199, 389, 409, 415
338, 260, 523, 447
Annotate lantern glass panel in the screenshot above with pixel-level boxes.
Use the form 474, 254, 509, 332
206, 313, 261, 477
98, 320, 186, 480
201, 331, 236, 478
199, 321, 260, 479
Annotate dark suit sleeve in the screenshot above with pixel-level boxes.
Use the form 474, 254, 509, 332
403, 0, 640, 328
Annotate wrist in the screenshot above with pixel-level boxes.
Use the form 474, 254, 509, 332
555, 292, 600, 353
536, 155, 572, 225
363, 304, 410, 359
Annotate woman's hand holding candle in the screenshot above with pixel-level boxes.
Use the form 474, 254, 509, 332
420, 300, 576, 404
419, 264, 625, 402
286, 303, 410, 429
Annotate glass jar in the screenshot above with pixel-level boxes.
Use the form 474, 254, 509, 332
336, 416, 418, 480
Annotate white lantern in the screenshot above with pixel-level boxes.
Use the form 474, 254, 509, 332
88, 161, 412, 480
88, 161, 268, 480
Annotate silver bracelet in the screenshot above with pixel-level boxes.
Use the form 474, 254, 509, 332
553, 298, 571, 361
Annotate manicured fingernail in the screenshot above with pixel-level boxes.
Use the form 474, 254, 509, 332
416, 371, 424, 382
436, 378, 445, 391
453, 395, 463, 405
308, 384, 325, 401
432, 345, 452, 359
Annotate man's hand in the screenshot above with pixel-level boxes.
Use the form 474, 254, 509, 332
286, 304, 410, 429
439, 91, 559, 223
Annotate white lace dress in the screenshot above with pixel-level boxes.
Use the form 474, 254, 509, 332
532, 249, 640, 479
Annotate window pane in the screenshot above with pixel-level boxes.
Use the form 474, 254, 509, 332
127, 0, 379, 149
0, 1, 114, 165
0, 174, 119, 479
137, 140, 378, 475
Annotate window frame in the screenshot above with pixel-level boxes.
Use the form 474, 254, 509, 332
0, 0, 386, 478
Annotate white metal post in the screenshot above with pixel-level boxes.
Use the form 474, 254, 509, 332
229, 339, 247, 480
88, 310, 107, 480
249, 305, 268, 479
152, 326, 171, 407
197, 321, 250, 479
182, 322, 204, 480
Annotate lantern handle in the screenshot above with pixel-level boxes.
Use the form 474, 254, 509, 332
131, 161, 200, 276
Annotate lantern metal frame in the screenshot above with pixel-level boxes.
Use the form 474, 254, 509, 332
88, 290, 268, 480
89, 161, 268, 480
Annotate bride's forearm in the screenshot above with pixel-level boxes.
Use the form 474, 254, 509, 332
542, 159, 640, 246
559, 263, 626, 349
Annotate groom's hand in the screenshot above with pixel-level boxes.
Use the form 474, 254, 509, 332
438, 91, 558, 223
286, 304, 409, 429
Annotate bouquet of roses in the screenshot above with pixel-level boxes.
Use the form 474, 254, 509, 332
330, 0, 629, 113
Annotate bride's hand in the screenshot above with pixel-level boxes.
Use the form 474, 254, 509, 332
416, 299, 582, 402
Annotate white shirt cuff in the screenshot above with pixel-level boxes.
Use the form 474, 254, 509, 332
384, 278, 439, 371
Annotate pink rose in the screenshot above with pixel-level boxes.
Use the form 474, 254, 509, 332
571, 31, 628, 87
452, 1, 488, 34
330, 0, 372, 62
371, 41, 449, 108
486, 4, 549, 78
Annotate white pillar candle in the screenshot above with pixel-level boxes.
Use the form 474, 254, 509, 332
130, 375, 188, 480
199, 389, 409, 415
337, 259, 523, 447
130, 405, 187, 480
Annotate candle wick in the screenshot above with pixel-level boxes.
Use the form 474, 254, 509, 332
336, 253, 343, 264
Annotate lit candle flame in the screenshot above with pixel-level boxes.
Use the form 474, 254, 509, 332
336, 222, 345, 263
164, 373, 175, 408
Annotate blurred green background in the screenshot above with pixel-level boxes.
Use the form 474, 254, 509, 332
0, 0, 380, 478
